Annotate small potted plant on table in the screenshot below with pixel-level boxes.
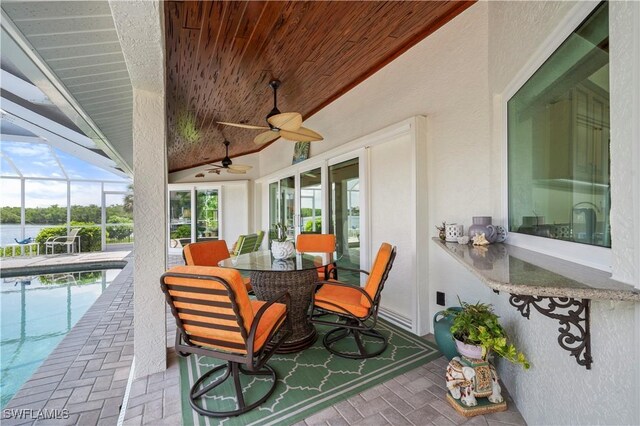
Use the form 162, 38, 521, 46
271, 223, 295, 260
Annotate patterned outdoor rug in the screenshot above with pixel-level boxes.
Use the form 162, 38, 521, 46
179, 317, 440, 426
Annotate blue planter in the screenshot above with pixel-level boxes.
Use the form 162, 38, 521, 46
433, 307, 462, 360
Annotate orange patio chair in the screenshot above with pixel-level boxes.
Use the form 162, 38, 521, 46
296, 233, 338, 280
160, 266, 290, 417
183, 240, 252, 292
309, 242, 397, 359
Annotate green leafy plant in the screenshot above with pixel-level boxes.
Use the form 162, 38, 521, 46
435, 221, 446, 241
446, 298, 530, 369
273, 223, 288, 242
171, 224, 191, 239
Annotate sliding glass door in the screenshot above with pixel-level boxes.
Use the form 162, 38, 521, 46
264, 151, 366, 282
268, 176, 296, 245
195, 189, 218, 242
329, 157, 360, 278
299, 168, 322, 234
168, 184, 219, 252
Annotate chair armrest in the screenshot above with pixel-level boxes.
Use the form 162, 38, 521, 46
311, 280, 375, 309
45, 237, 57, 243
49, 236, 68, 244
247, 291, 291, 354
333, 266, 369, 276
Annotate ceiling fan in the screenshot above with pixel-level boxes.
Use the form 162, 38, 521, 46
217, 79, 323, 146
204, 140, 252, 175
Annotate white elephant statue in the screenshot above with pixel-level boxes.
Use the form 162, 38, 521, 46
445, 356, 503, 407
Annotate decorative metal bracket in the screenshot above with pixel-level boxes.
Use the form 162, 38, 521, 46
509, 294, 592, 370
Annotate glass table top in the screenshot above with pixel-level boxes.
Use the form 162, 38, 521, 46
218, 250, 337, 272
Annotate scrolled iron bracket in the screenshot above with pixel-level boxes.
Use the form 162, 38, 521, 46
509, 294, 592, 370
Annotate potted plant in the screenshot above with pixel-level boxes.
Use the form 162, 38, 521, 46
446, 299, 530, 369
271, 223, 295, 259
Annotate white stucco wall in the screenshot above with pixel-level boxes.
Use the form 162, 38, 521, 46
110, 0, 167, 378
221, 181, 250, 244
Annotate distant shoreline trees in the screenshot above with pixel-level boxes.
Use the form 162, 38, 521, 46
0, 204, 133, 225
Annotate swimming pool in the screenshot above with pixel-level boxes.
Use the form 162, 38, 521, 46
0, 269, 122, 408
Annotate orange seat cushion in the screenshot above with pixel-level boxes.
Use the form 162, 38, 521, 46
250, 300, 287, 351
314, 281, 371, 319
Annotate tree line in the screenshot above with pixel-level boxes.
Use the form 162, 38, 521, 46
0, 204, 133, 224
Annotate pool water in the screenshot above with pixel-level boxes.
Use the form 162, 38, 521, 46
0, 269, 121, 408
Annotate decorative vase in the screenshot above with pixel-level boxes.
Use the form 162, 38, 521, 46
271, 241, 295, 259
445, 224, 463, 242
272, 259, 294, 271
433, 308, 462, 360
468, 216, 497, 243
454, 338, 484, 360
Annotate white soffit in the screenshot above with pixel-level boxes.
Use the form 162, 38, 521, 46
1, 1, 133, 174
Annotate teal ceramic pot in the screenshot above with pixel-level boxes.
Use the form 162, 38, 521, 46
433, 307, 462, 360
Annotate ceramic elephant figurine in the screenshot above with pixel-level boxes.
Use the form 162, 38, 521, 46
445, 356, 503, 407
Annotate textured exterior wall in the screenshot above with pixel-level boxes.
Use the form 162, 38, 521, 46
610, 1, 640, 286
110, 0, 168, 378
132, 89, 167, 378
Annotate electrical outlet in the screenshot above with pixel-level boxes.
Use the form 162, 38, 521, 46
436, 291, 445, 306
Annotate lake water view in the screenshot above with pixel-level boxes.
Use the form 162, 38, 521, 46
0, 224, 52, 246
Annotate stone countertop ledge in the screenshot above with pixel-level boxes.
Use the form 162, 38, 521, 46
432, 238, 640, 302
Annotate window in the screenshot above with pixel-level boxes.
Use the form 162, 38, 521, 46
508, 2, 610, 248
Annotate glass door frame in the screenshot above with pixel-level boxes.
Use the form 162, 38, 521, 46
167, 183, 222, 254
265, 148, 369, 281
327, 149, 369, 283
295, 163, 328, 236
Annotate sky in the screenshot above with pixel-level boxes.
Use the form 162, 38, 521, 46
0, 140, 130, 208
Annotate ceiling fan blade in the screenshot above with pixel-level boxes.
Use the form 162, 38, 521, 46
228, 164, 252, 171
217, 121, 269, 130
279, 126, 323, 142
254, 130, 281, 146
267, 112, 302, 131
226, 168, 246, 174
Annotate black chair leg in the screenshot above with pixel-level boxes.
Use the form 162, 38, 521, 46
175, 330, 191, 358
322, 321, 388, 359
189, 361, 277, 418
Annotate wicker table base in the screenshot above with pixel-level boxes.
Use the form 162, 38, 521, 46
251, 269, 318, 353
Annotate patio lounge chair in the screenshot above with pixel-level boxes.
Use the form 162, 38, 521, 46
254, 230, 265, 251
296, 233, 338, 280
160, 266, 291, 417
309, 242, 396, 359
45, 228, 81, 255
230, 233, 259, 256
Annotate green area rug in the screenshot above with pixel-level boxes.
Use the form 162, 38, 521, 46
179, 318, 440, 426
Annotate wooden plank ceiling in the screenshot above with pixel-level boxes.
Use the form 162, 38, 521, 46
165, 1, 473, 172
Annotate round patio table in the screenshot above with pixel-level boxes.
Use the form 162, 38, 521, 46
218, 250, 337, 353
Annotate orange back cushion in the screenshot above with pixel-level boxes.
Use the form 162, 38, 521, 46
361, 243, 394, 306
296, 234, 336, 253
184, 240, 230, 267
163, 265, 254, 349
